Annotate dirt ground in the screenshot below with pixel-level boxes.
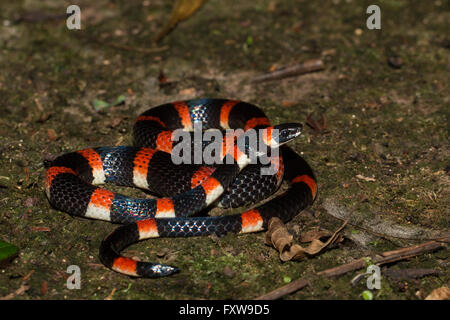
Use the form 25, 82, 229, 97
0, 0, 448, 300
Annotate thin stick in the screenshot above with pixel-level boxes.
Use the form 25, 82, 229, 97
255, 279, 310, 300
380, 237, 449, 257
99, 42, 169, 54
315, 260, 366, 278
251, 59, 324, 83
79, 33, 169, 54
254, 236, 448, 300
323, 199, 448, 241
0, 284, 30, 300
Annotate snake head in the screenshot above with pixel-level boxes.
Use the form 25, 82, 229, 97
266, 123, 303, 148
238, 123, 303, 158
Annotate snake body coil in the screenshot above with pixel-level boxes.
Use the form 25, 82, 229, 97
45, 99, 317, 278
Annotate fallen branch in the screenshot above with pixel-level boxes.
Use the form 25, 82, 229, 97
254, 236, 448, 300
251, 59, 324, 83
13, 11, 67, 24
383, 268, 443, 281
0, 284, 30, 300
323, 198, 447, 241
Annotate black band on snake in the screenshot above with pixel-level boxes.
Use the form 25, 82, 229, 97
44, 98, 317, 278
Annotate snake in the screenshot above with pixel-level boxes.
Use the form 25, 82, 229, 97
44, 98, 317, 278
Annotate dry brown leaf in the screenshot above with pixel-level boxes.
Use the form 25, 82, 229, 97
155, 0, 206, 42
265, 218, 347, 262
264, 218, 293, 253
299, 228, 333, 243
425, 287, 450, 300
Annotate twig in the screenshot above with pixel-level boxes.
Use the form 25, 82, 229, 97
251, 59, 324, 83
104, 288, 117, 300
78, 33, 169, 54
0, 284, 30, 300
254, 236, 448, 300
323, 198, 448, 241
13, 12, 67, 24
22, 270, 35, 282
255, 279, 310, 300
383, 268, 443, 281
380, 237, 450, 257
97, 42, 169, 54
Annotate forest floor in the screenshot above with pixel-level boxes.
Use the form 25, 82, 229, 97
0, 0, 448, 300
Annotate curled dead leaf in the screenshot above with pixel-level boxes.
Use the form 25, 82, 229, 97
265, 217, 347, 262
299, 228, 333, 243
264, 218, 293, 253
